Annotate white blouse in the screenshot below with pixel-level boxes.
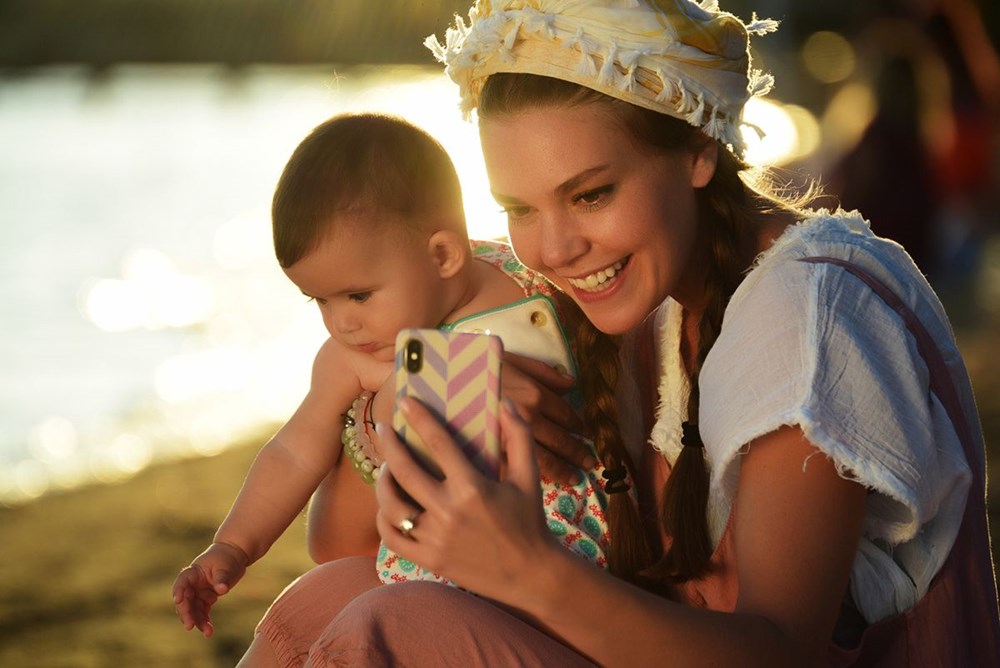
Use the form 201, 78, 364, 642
648, 209, 978, 623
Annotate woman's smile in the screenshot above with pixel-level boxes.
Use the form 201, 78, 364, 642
565, 256, 630, 292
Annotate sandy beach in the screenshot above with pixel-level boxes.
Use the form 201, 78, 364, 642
1, 321, 998, 668
0, 431, 315, 667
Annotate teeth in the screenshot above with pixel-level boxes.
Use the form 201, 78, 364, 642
568, 260, 625, 292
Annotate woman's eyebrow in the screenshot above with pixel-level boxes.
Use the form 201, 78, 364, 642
492, 165, 612, 204
555, 165, 611, 196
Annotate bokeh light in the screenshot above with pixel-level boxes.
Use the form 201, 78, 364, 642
802, 31, 857, 84
741, 98, 821, 166
81, 248, 214, 332
29, 416, 79, 462
819, 81, 877, 158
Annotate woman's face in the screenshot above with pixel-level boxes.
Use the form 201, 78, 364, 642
480, 103, 717, 335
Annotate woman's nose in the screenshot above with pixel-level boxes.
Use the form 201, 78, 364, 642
538, 210, 588, 270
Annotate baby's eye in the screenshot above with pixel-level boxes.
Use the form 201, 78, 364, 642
313, 297, 327, 306
502, 205, 532, 222
348, 292, 371, 304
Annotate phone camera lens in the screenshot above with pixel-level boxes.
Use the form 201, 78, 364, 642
405, 339, 423, 373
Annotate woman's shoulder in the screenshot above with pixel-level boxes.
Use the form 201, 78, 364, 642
748, 208, 951, 339
752, 208, 880, 270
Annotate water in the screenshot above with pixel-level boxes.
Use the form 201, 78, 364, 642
0, 63, 508, 504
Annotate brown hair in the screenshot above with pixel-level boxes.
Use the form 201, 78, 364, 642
272, 112, 466, 268
479, 73, 795, 585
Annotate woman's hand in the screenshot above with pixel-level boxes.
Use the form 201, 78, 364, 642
502, 351, 593, 484
374, 397, 556, 601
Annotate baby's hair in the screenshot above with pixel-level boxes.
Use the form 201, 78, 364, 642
480, 72, 807, 586
272, 112, 466, 268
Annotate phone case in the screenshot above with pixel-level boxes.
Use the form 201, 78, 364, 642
446, 294, 576, 379
393, 328, 503, 481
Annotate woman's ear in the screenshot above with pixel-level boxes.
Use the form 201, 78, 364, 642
426, 229, 468, 279
690, 137, 719, 189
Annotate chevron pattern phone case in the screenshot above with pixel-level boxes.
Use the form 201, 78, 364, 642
393, 328, 503, 480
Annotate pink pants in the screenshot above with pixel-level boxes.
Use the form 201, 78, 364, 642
255, 557, 596, 667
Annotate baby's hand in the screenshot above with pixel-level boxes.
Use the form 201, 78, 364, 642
171, 542, 250, 638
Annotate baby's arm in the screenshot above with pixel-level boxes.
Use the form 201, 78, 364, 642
305, 371, 390, 562
173, 338, 362, 634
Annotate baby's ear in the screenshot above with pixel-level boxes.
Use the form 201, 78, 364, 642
426, 229, 468, 279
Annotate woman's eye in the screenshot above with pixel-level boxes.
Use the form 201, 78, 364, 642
348, 292, 371, 304
574, 185, 613, 210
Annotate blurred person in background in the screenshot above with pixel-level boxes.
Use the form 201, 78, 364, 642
920, 0, 1000, 313
827, 20, 948, 275
829, 0, 999, 317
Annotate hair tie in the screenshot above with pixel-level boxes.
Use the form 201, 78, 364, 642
681, 421, 704, 449
602, 466, 630, 494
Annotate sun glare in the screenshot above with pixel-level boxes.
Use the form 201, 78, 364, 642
349, 69, 509, 241
81, 247, 214, 332
740, 98, 821, 166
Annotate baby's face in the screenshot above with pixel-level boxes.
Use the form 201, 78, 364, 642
283, 220, 447, 363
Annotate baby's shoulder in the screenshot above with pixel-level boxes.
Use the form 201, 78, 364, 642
312, 338, 387, 393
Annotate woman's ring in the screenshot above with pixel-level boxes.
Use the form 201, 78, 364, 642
399, 514, 418, 539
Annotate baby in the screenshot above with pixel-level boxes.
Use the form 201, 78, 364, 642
172, 113, 615, 637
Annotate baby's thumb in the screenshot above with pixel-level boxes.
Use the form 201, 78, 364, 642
211, 569, 233, 595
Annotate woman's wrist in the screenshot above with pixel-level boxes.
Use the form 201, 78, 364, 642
509, 537, 584, 623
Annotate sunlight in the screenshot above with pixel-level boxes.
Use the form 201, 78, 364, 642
28, 416, 79, 462
739, 98, 823, 166
742, 98, 796, 166
343, 68, 508, 240
153, 346, 252, 403
107, 432, 153, 474
213, 208, 274, 271
12, 459, 49, 501
82, 247, 215, 332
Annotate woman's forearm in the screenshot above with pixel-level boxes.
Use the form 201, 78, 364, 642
511, 545, 810, 667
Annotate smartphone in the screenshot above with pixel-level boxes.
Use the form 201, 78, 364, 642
393, 328, 503, 481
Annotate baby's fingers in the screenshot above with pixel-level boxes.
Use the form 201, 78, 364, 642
171, 566, 201, 604
186, 588, 218, 637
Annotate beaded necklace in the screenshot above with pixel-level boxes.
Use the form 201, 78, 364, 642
341, 391, 381, 486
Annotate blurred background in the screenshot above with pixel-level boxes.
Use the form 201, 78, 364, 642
1, 1, 997, 665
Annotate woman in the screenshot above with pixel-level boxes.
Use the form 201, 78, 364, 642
240, 1, 999, 665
